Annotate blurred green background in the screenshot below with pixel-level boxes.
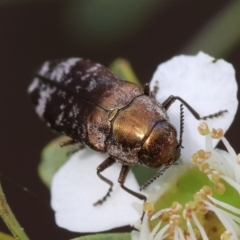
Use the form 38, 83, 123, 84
0, 0, 240, 239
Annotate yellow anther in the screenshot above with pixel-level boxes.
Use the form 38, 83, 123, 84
220, 230, 232, 240
198, 122, 210, 135
191, 153, 198, 163
198, 149, 207, 159
159, 211, 171, 222
215, 182, 226, 195
211, 128, 224, 139
188, 201, 198, 211
193, 229, 200, 239
169, 214, 182, 226
171, 201, 182, 213
194, 192, 204, 202
192, 149, 212, 164
143, 201, 154, 216
182, 208, 190, 219
199, 162, 210, 173
210, 170, 221, 183
201, 186, 212, 196
205, 151, 212, 159
197, 204, 208, 215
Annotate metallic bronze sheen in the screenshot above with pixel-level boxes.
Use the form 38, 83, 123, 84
106, 95, 170, 165
139, 122, 180, 168
28, 58, 189, 205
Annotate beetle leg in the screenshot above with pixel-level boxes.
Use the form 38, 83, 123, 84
143, 83, 150, 96
162, 95, 227, 120
93, 157, 115, 206
118, 165, 147, 201
60, 139, 78, 147
144, 82, 159, 99
60, 139, 85, 156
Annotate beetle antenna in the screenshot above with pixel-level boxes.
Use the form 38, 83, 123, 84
140, 104, 185, 191
178, 104, 184, 149
140, 160, 175, 191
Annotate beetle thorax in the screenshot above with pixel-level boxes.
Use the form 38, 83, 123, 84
106, 95, 170, 166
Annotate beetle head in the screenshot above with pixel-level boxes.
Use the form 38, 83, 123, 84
139, 121, 180, 168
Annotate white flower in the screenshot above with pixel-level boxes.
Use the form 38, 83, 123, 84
132, 123, 240, 240
150, 52, 238, 161
51, 52, 238, 233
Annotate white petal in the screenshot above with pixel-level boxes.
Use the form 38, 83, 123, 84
51, 148, 143, 232
151, 52, 238, 162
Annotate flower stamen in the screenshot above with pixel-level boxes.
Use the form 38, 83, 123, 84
133, 122, 240, 240
211, 128, 224, 139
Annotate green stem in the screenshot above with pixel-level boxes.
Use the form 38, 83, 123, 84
0, 181, 30, 240
183, 1, 240, 57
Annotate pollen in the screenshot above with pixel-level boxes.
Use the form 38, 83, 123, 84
143, 201, 155, 216
211, 128, 224, 139
134, 124, 240, 239
158, 211, 171, 222
171, 201, 182, 213
198, 122, 210, 135
191, 149, 211, 164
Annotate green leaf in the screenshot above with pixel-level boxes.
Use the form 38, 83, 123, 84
38, 135, 78, 187
0, 232, 15, 240
109, 58, 142, 87
131, 166, 159, 186
72, 233, 131, 240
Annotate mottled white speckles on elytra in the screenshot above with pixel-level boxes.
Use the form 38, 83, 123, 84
65, 77, 73, 85
72, 104, 80, 117
55, 112, 64, 126
57, 90, 67, 99
39, 61, 50, 75
81, 73, 90, 81
36, 86, 56, 118
50, 58, 80, 82
86, 65, 100, 73
69, 111, 73, 118
86, 78, 97, 91
60, 104, 66, 110
68, 96, 74, 103
76, 86, 82, 92
27, 78, 39, 93
71, 122, 78, 129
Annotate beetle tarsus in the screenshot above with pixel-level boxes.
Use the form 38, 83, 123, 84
60, 139, 78, 147
201, 109, 228, 120
93, 187, 113, 206
94, 157, 115, 205
162, 95, 227, 120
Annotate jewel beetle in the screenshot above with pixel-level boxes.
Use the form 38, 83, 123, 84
28, 58, 226, 204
